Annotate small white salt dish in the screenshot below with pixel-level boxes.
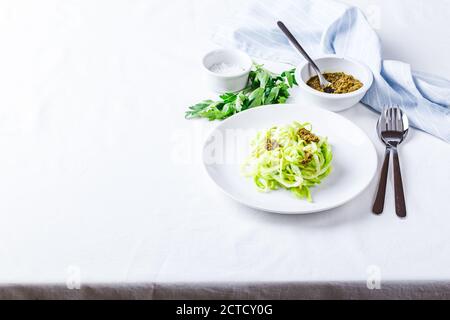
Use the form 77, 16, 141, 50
295, 55, 373, 112
202, 49, 252, 93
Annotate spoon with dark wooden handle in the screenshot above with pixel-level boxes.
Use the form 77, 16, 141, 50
277, 21, 334, 93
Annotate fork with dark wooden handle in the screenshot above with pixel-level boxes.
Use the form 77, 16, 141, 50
372, 109, 390, 214
372, 148, 390, 214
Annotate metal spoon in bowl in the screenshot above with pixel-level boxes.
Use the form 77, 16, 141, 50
277, 21, 334, 93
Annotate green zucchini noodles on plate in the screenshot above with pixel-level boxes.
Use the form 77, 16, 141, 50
241, 121, 332, 202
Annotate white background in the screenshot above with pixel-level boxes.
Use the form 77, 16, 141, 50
0, 0, 449, 298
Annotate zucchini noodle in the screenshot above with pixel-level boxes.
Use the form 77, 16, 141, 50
241, 121, 332, 202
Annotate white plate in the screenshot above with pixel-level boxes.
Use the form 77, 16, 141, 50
202, 104, 377, 214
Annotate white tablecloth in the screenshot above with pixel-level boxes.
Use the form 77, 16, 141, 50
1, 0, 450, 299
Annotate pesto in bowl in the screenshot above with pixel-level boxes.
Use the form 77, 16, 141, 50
307, 72, 363, 94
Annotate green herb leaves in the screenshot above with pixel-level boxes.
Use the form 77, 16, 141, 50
185, 65, 297, 121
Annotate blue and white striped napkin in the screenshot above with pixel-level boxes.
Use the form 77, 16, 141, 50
212, 0, 450, 143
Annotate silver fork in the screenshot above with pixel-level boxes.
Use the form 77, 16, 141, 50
373, 105, 408, 218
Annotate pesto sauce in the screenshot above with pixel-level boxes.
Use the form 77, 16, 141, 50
307, 72, 363, 94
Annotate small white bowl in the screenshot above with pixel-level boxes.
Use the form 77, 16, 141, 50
202, 49, 252, 93
295, 55, 373, 112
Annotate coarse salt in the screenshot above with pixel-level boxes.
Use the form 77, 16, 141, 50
209, 62, 246, 75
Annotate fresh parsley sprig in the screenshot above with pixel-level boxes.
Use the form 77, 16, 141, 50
185, 64, 297, 121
